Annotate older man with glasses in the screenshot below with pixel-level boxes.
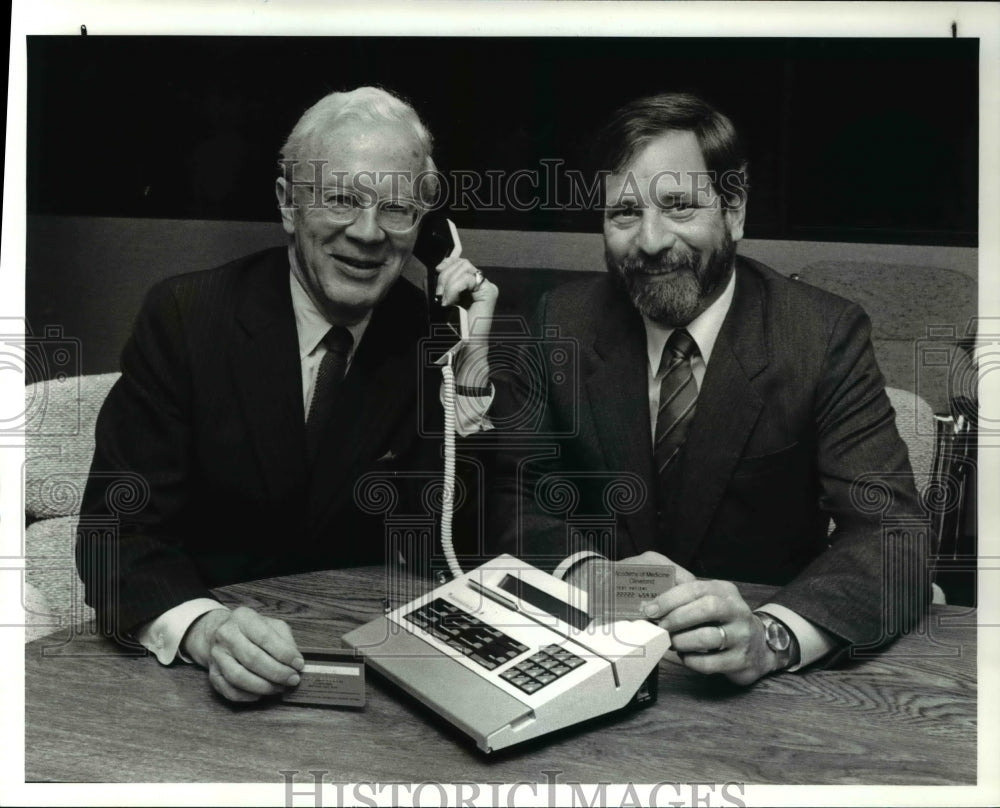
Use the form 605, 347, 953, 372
77, 87, 497, 702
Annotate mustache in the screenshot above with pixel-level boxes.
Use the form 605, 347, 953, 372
612, 250, 699, 278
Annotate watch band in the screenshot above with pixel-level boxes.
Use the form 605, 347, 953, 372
455, 383, 493, 397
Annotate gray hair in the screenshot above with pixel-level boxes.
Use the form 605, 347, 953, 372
279, 86, 438, 200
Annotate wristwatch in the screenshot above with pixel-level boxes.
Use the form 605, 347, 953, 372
754, 611, 801, 671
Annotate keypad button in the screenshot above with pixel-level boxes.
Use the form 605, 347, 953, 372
488, 648, 516, 664
519, 681, 543, 694
405, 598, 532, 673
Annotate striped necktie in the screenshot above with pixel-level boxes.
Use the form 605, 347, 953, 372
653, 328, 699, 479
306, 326, 353, 461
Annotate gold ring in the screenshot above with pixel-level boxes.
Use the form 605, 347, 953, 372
473, 270, 485, 289
715, 624, 727, 652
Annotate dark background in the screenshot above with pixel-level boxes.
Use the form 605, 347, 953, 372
27, 35, 978, 246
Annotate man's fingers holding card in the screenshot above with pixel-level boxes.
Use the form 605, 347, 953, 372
607, 563, 677, 620
207, 665, 263, 702
187, 607, 304, 702
640, 578, 741, 620
233, 608, 304, 671
669, 622, 735, 655
582, 551, 693, 622
642, 579, 775, 684
281, 649, 367, 708
210, 645, 291, 697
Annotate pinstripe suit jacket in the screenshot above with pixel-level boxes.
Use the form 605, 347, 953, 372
78, 248, 442, 634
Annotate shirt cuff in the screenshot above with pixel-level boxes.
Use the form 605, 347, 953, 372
758, 602, 838, 671
136, 599, 230, 665
553, 550, 608, 582
442, 382, 495, 436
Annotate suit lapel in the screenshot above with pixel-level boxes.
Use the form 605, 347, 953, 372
231, 249, 308, 504
668, 262, 768, 566
585, 284, 659, 555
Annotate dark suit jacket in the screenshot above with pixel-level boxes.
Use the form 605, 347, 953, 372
77, 247, 450, 634
491, 256, 926, 649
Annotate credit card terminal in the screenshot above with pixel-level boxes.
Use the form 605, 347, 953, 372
343, 555, 670, 753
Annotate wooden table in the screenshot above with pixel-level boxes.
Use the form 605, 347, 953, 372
25, 566, 976, 785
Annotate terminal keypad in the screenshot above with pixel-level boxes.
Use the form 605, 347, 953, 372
499, 644, 585, 694
403, 598, 529, 671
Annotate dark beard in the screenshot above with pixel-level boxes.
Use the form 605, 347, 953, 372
606, 232, 737, 327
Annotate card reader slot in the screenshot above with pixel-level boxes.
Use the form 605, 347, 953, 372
497, 574, 590, 630
465, 578, 519, 612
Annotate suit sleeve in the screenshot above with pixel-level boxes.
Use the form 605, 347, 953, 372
76, 281, 219, 639
768, 302, 928, 651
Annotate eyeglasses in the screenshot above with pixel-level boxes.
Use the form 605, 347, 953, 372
308, 189, 426, 234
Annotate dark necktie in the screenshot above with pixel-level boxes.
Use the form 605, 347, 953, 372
306, 326, 353, 461
653, 328, 699, 480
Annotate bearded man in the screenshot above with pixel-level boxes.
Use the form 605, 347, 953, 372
491, 92, 926, 684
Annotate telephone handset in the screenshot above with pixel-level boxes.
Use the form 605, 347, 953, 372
412, 214, 469, 358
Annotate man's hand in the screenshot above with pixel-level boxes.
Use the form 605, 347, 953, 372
436, 256, 498, 391
563, 551, 695, 621
641, 579, 779, 685
435, 256, 499, 335
182, 606, 305, 702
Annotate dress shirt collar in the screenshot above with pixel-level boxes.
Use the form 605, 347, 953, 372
643, 263, 737, 377
288, 246, 371, 359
